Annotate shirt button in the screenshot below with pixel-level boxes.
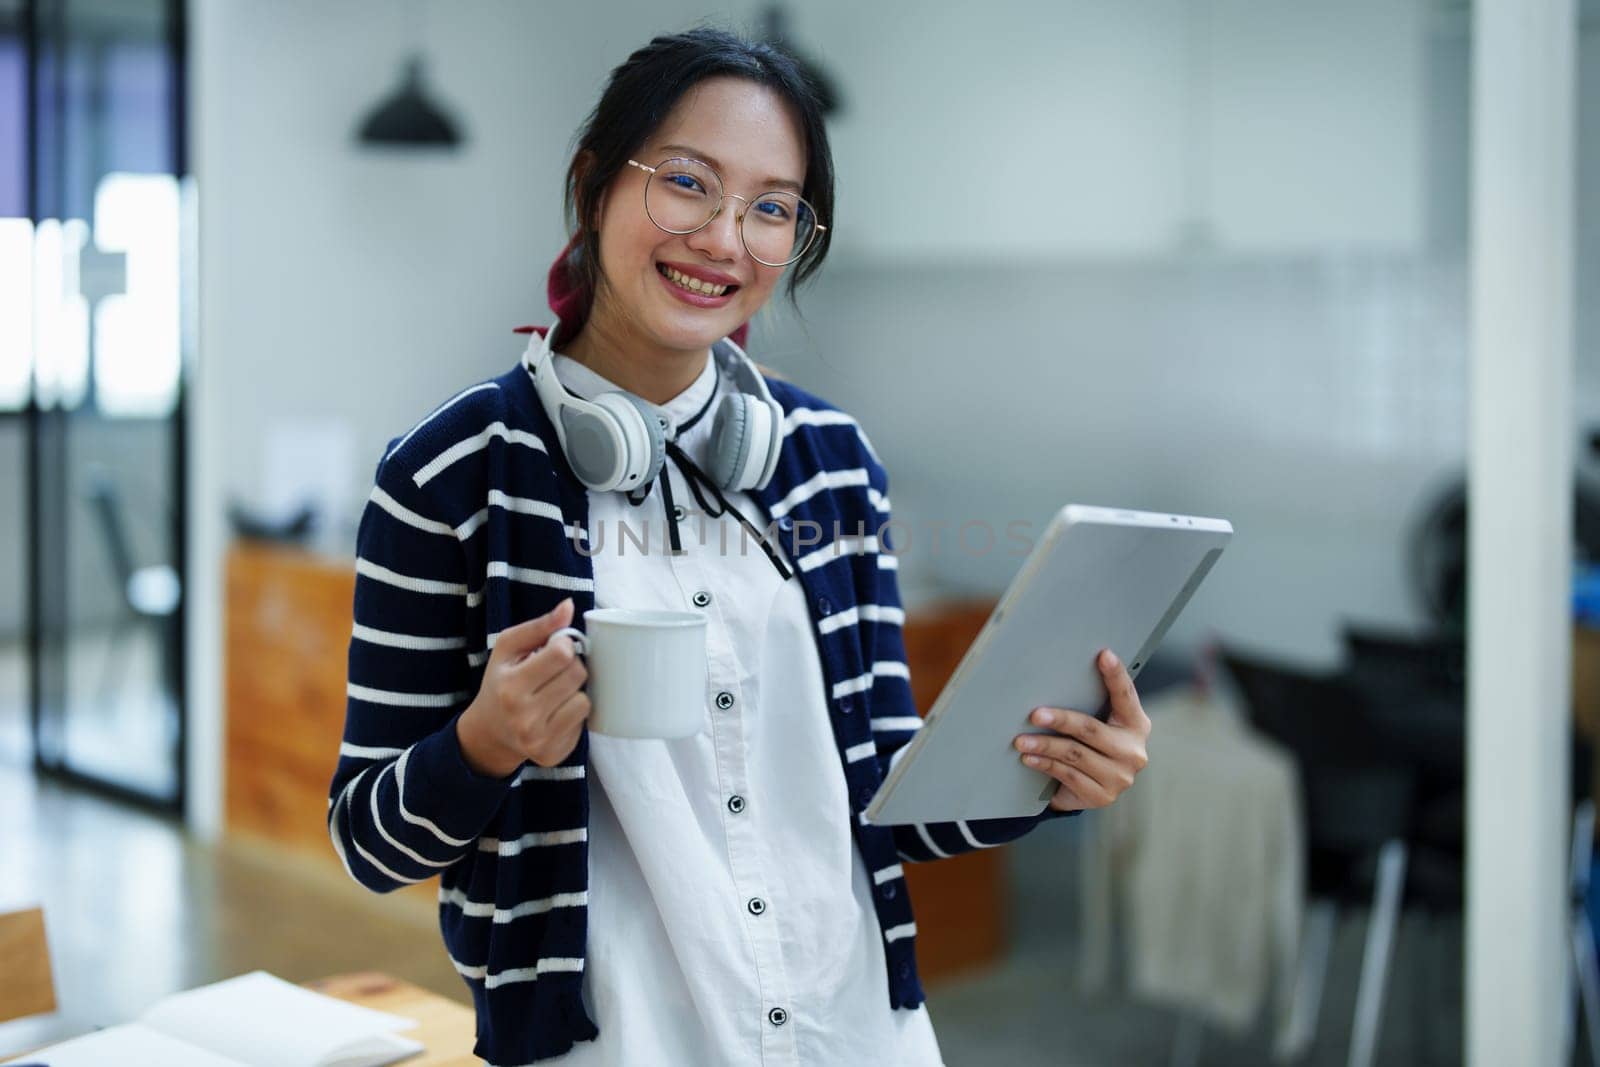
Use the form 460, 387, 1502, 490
898, 961, 912, 980
672, 504, 687, 521
747, 897, 767, 916
692, 589, 711, 607
727, 794, 746, 814
816, 596, 832, 615
768, 1007, 788, 1027
777, 515, 794, 531
882, 882, 898, 900
715, 691, 735, 710
837, 696, 855, 715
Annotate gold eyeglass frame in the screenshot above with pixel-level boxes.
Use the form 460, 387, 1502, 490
625, 157, 827, 267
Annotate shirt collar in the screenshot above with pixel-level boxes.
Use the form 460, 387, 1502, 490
550, 348, 719, 441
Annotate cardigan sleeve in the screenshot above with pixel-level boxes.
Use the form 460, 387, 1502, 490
327, 437, 518, 893
857, 443, 1081, 866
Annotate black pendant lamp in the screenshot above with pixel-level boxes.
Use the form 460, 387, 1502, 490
356, 54, 465, 149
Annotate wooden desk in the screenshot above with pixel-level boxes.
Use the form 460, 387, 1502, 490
305, 972, 476, 1064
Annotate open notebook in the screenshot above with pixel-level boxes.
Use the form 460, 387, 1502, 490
2, 971, 424, 1067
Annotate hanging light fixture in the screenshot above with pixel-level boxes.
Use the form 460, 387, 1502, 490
355, 53, 465, 149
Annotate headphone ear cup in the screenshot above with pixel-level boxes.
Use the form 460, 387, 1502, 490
708, 394, 753, 491
557, 404, 630, 491
597, 391, 666, 491
744, 397, 779, 490
754, 396, 783, 489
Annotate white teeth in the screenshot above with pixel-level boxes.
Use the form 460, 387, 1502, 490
661, 265, 728, 296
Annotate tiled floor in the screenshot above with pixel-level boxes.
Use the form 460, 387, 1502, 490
0, 752, 1467, 1065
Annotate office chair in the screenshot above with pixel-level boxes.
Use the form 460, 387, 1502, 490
1219, 647, 1415, 1067
1342, 623, 1600, 1066
1340, 624, 1465, 906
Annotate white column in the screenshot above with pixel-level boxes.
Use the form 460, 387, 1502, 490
1467, 1, 1576, 1064
185, 0, 225, 842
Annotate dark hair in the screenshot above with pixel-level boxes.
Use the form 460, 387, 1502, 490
562, 23, 836, 313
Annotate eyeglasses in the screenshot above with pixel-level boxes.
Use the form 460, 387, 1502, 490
625, 156, 826, 267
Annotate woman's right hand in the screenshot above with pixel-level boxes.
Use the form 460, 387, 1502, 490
456, 597, 591, 778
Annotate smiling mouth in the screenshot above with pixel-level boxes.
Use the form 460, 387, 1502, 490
657, 263, 738, 297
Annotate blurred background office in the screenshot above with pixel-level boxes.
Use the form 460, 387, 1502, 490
0, 0, 1595, 1064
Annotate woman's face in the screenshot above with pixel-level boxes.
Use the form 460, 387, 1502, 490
588, 75, 808, 357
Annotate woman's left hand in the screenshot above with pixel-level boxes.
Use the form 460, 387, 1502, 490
1013, 648, 1151, 812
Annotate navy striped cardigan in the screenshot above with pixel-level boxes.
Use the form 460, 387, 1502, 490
328, 344, 1077, 1064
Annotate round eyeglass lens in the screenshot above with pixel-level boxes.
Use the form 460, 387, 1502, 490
643, 158, 722, 234
744, 191, 816, 267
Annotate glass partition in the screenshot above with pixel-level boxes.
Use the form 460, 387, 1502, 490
5, 0, 188, 812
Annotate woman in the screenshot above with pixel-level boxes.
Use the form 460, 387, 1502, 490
328, 25, 1152, 1066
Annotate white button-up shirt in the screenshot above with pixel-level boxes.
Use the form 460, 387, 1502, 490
548, 349, 945, 1066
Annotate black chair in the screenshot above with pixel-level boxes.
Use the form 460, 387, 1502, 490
1219, 646, 1416, 1067
1341, 626, 1464, 782
1339, 623, 1600, 1065
1339, 626, 1466, 913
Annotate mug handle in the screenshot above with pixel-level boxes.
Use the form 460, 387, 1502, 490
547, 626, 588, 656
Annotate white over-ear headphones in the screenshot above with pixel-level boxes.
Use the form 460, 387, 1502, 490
522, 315, 785, 496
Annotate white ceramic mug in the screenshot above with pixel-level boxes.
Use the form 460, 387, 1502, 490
547, 608, 708, 739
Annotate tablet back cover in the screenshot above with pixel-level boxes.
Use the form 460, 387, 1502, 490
864, 505, 1231, 824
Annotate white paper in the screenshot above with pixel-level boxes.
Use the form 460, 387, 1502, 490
321, 1031, 426, 1067
135, 971, 419, 1067
0, 1022, 249, 1067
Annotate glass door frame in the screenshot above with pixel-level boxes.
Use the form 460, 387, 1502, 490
19, 0, 190, 818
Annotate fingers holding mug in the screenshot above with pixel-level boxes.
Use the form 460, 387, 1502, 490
525, 627, 593, 765
544, 687, 594, 749
535, 627, 589, 722
458, 603, 591, 777
545, 626, 588, 657
514, 624, 588, 695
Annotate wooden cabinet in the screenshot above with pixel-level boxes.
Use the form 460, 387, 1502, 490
225, 540, 436, 908
227, 547, 358, 844
897, 599, 1006, 982
224, 541, 1008, 978
225, 541, 349, 851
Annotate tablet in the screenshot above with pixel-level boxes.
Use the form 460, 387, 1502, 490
862, 504, 1232, 825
